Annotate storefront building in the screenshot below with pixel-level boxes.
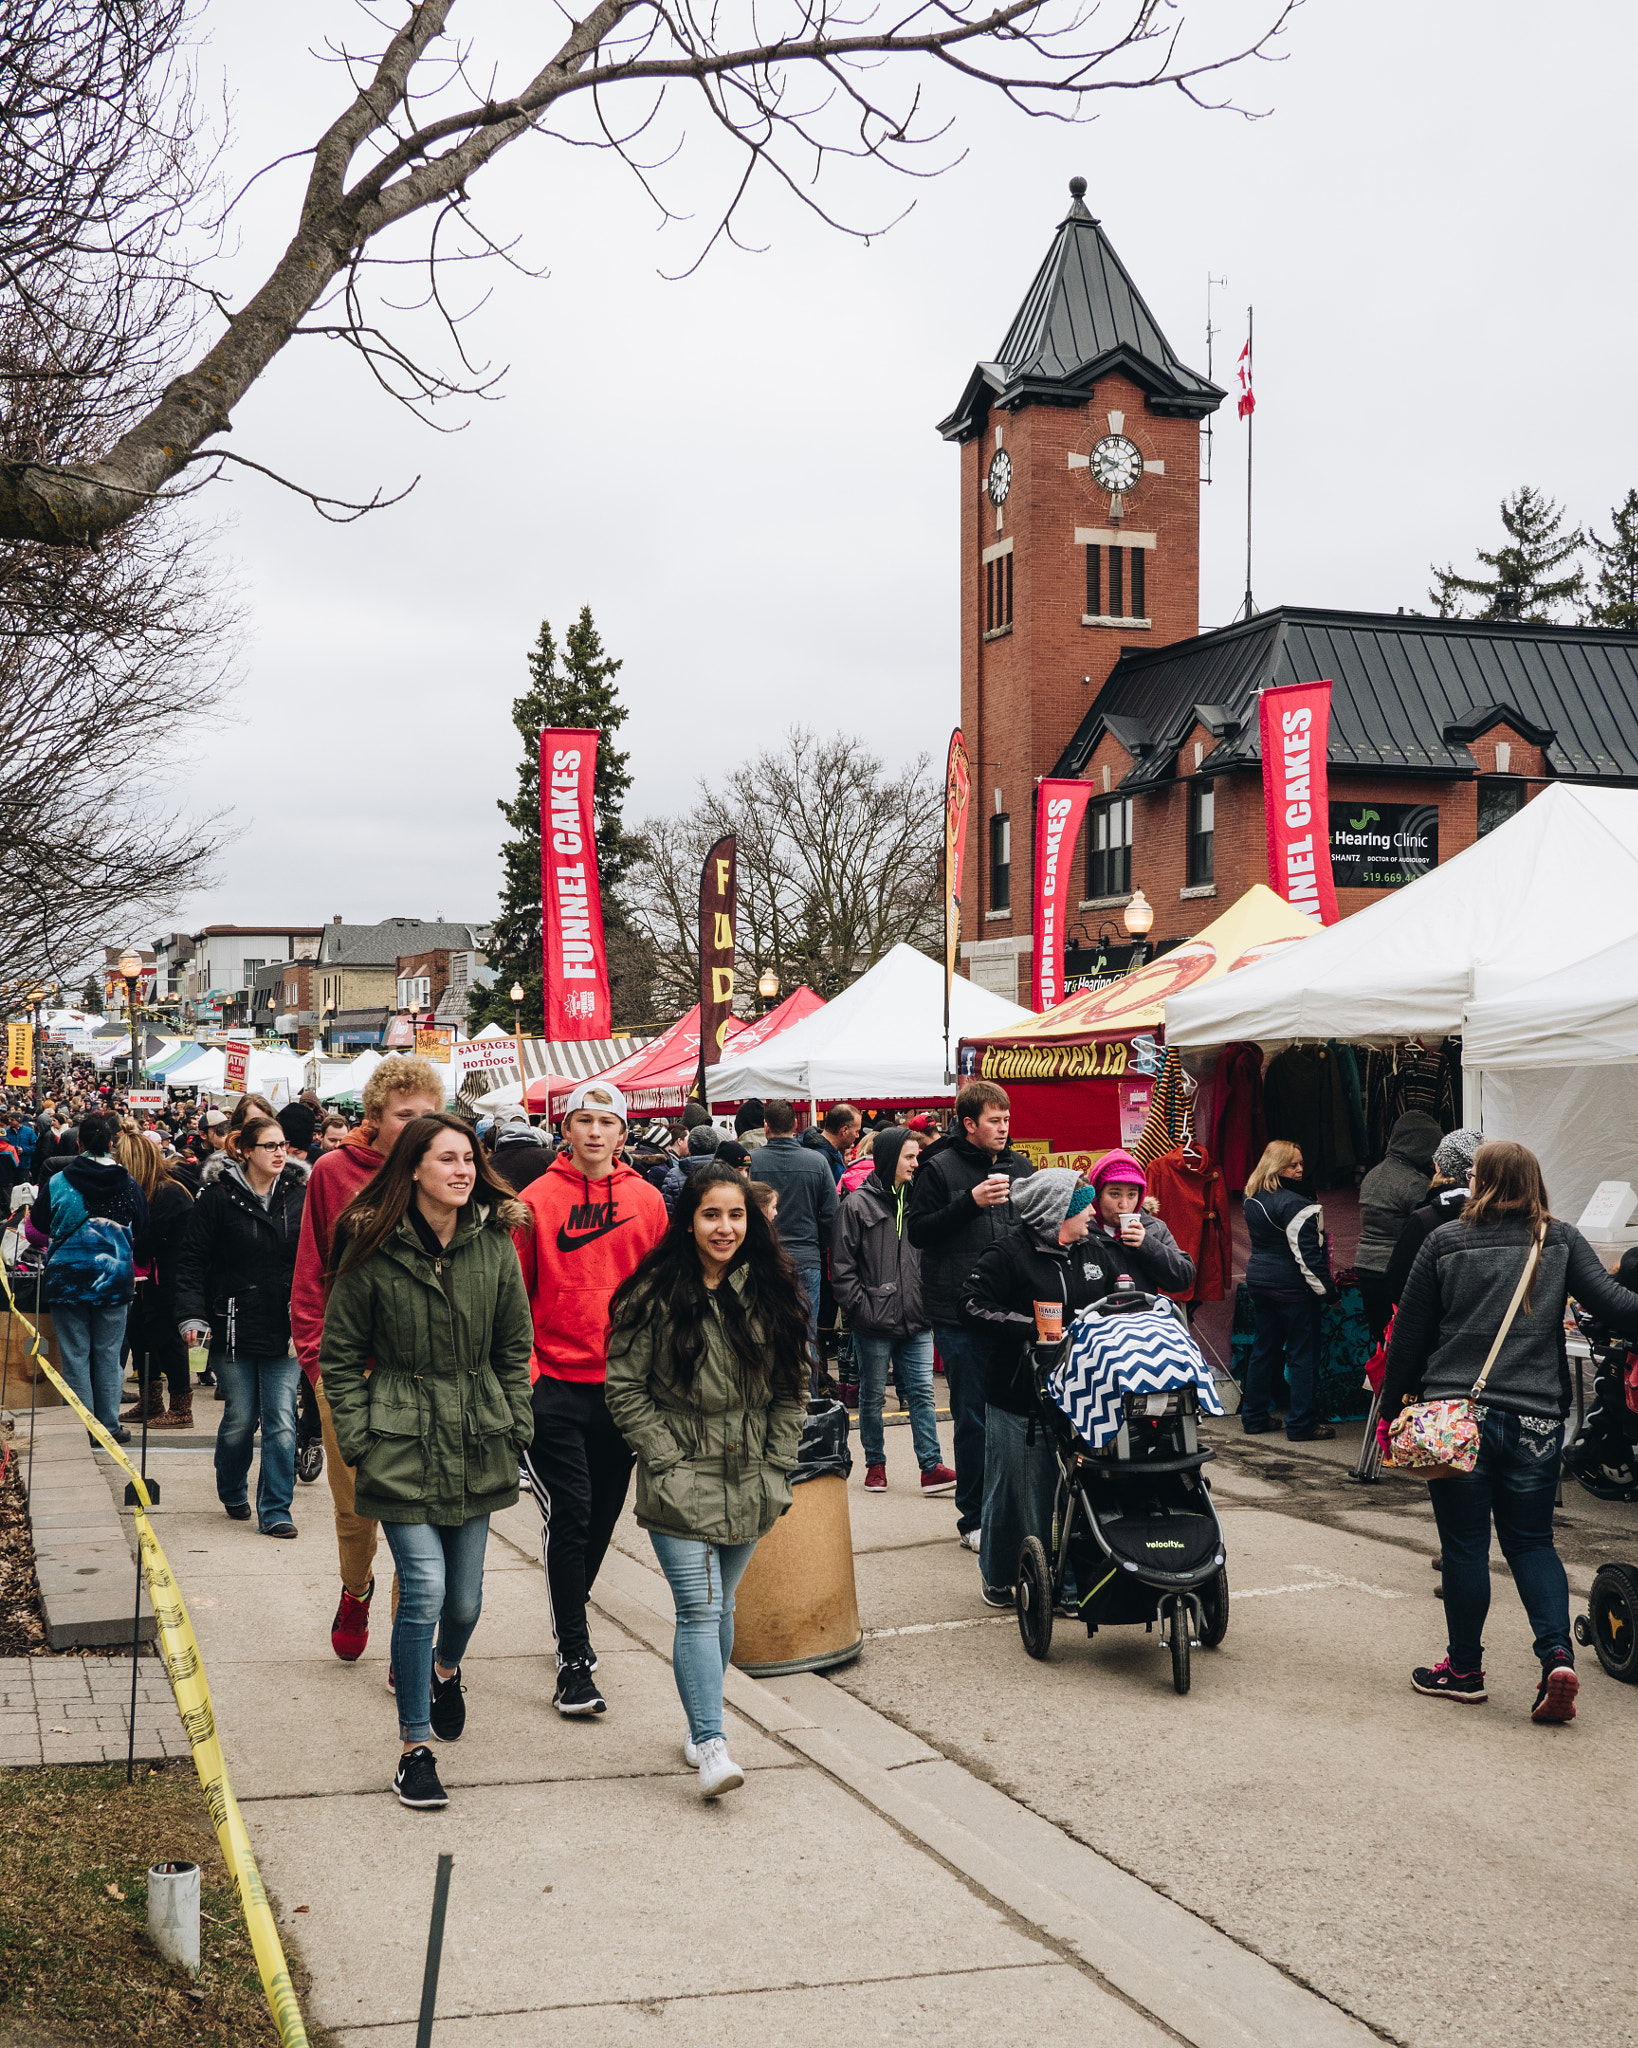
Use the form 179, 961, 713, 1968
944, 183, 1638, 1004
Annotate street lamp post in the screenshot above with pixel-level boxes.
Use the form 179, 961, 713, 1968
756, 967, 780, 1016
509, 982, 526, 1110
117, 949, 144, 1090
1122, 889, 1155, 971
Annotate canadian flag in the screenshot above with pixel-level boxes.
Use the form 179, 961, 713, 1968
1236, 340, 1256, 421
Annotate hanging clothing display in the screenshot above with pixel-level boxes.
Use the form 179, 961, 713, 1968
1262, 1044, 1358, 1187
1362, 1042, 1462, 1157
1208, 1041, 1267, 1195
1147, 1145, 1232, 1305
1132, 1048, 1194, 1165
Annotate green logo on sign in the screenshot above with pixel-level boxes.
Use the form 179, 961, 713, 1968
1350, 807, 1380, 830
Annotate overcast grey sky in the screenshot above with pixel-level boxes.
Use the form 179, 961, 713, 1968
162, 0, 1637, 940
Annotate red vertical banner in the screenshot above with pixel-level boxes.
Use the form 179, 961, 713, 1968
696, 834, 737, 1104
539, 728, 613, 1040
1030, 778, 1094, 1011
943, 730, 971, 1080
1257, 681, 1339, 924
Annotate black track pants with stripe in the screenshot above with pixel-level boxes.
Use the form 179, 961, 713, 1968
522, 1376, 634, 1663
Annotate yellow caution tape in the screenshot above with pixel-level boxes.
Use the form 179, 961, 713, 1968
1, 1267, 309, 2048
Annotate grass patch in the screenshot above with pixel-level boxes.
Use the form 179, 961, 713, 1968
0, 1760, 333, 2046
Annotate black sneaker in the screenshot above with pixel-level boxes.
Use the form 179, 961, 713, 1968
554, 1656, 606, 1716
1411, 1657, 1488, 1703
429, 1666, 466, 1742
393, 1745, 449, 1809
1531, 1651, 1579, 1724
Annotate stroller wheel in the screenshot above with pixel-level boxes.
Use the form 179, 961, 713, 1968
1588, 1563, 1638, 1683
295, 1439, 325, 1485
1574, 1614, 1592, 1647
1170, 1610, 1191, 1695
1198, 1566, 1229, 1649
1016, 1536, 1053, 1661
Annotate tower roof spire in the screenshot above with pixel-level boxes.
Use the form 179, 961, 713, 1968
937, 178, 1223, 442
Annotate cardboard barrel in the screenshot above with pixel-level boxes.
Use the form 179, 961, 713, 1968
730, 1472, 862, 1676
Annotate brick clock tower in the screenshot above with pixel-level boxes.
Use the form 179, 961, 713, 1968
938, 179, 1224, 1005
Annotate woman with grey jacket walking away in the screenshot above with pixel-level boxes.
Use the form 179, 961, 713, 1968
321, 1115, 535, 1811
1383, 1139, 1638, 1723
605, 1164, 808, 1800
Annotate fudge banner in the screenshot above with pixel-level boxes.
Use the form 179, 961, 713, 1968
1257, 681, 1338, 924
944, 729, 971, 1078
539, 728, 612, 1038
1031, 778, 1094, 1010
696, 833, 738, 1103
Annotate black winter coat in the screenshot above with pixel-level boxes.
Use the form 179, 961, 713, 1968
831, 1176, 926, 1340
962, 1222, 1119, 1414
172, 1156, 308, 1357
490, 1133, 556, 1192
135, 1179, 195, 1309
905, 1133, 1035, 1326
1244, 1179, 1335, 1300
1382, 1185, 1468, 1311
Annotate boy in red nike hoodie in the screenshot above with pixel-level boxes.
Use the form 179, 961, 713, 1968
516, 1080, 666, 1716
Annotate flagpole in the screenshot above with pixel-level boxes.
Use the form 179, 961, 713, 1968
1241, 304, 1255, 622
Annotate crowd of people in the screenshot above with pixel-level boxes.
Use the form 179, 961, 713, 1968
5, 1047, 1626, 1812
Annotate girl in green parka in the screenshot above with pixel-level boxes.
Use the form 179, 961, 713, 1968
320, 1114, 534, 1812
605, 1163, 809, 1800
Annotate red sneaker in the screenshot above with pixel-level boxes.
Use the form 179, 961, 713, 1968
331, 1577, 374, 1662
863, 1463, 887, 1492
920, 1463, 957, 1496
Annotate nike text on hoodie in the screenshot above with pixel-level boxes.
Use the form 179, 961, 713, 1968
515, 1151, 667, 1385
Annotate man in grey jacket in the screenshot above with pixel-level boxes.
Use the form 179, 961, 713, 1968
753, 1099, 837, 1386
831, 1129, 955, 1496
1355, 1110, 1441, 1341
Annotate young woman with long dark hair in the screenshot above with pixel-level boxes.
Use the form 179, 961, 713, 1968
319, 1114, 535, 1810
1384, 1138, 1638, 1723
604, 1164, 808, 1800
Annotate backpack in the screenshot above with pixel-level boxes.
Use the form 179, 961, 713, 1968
42, 1170, 135, 1308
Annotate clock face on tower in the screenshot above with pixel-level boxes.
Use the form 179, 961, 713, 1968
1090, 434, 1142, 493
986, 449, 1013, 506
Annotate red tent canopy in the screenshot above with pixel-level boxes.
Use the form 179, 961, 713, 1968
546, 985, 825, 1119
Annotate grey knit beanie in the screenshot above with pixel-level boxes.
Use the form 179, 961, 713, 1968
1433, 1127, 1481, 1179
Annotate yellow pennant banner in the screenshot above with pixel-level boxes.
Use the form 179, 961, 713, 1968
0, 1269, 309, 2048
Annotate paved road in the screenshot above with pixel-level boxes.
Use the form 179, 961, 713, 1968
115, 1396, 1638, 2046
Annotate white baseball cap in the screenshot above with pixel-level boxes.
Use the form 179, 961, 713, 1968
560, 1080, 628, 1126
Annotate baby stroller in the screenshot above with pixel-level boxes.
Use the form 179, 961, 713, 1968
1015, 1279, 1228, 1694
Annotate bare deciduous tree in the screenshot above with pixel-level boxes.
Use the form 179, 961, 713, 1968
0, 2, 234, 993
630, 729, 941, 1011
0, 0, 1290, 546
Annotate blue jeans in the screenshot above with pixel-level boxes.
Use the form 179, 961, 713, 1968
1429, 1409, 1570, 1670
648, 1531, 759, 1744
53, 1301, 129, 1436
213, 1350, 299, 1531
382, 1516, 492, 1744
854, 1330, 943, 1470
933, 1324, 990, 1532
1243, 1293, 1321, 1437
980, 1405, 1062, 1597
796, 1264, 823, 1394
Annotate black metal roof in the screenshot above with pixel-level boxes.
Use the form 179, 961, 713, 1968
1052, 608, 1638, 790
938, 181, 1224, 443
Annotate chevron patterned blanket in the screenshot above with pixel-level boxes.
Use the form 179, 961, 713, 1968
1048, 1307, 1224, 1451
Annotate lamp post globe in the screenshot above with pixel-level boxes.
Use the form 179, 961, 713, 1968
117, 949, 144, 1087
1122, 889, 1155, 969
756, 967, 779, 1015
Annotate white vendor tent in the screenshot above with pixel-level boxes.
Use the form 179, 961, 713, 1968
1463, 930, 1638, 1220
704, 943, 1030, 1106
1166, 786, 1638, 1053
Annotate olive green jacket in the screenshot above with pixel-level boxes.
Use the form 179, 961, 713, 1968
604, 1266, 806, 1546
319, 1201, 535, 1527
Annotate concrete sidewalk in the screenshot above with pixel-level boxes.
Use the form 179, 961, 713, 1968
128, 1409, 1383, 2048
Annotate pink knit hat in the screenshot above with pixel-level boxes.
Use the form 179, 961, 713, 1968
1091, 1147, 1147, 1192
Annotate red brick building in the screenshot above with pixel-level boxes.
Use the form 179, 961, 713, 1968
943, 182, 1638, 1006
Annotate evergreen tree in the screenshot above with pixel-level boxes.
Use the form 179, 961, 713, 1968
80, 974, 104, 1015
471, 608, 651, 1033
1586, 489, 1638, 630
1428, 486, 1585, 622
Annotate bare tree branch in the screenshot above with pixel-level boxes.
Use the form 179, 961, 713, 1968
0, 0, 1294, 545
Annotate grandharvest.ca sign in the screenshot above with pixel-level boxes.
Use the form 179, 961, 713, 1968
980, 1038, 1139, 1082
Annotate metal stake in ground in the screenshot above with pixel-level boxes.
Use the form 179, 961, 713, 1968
124, 1331, 159, 1508
126, 1530, 144, 1784
415, 1853, 454, 2048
